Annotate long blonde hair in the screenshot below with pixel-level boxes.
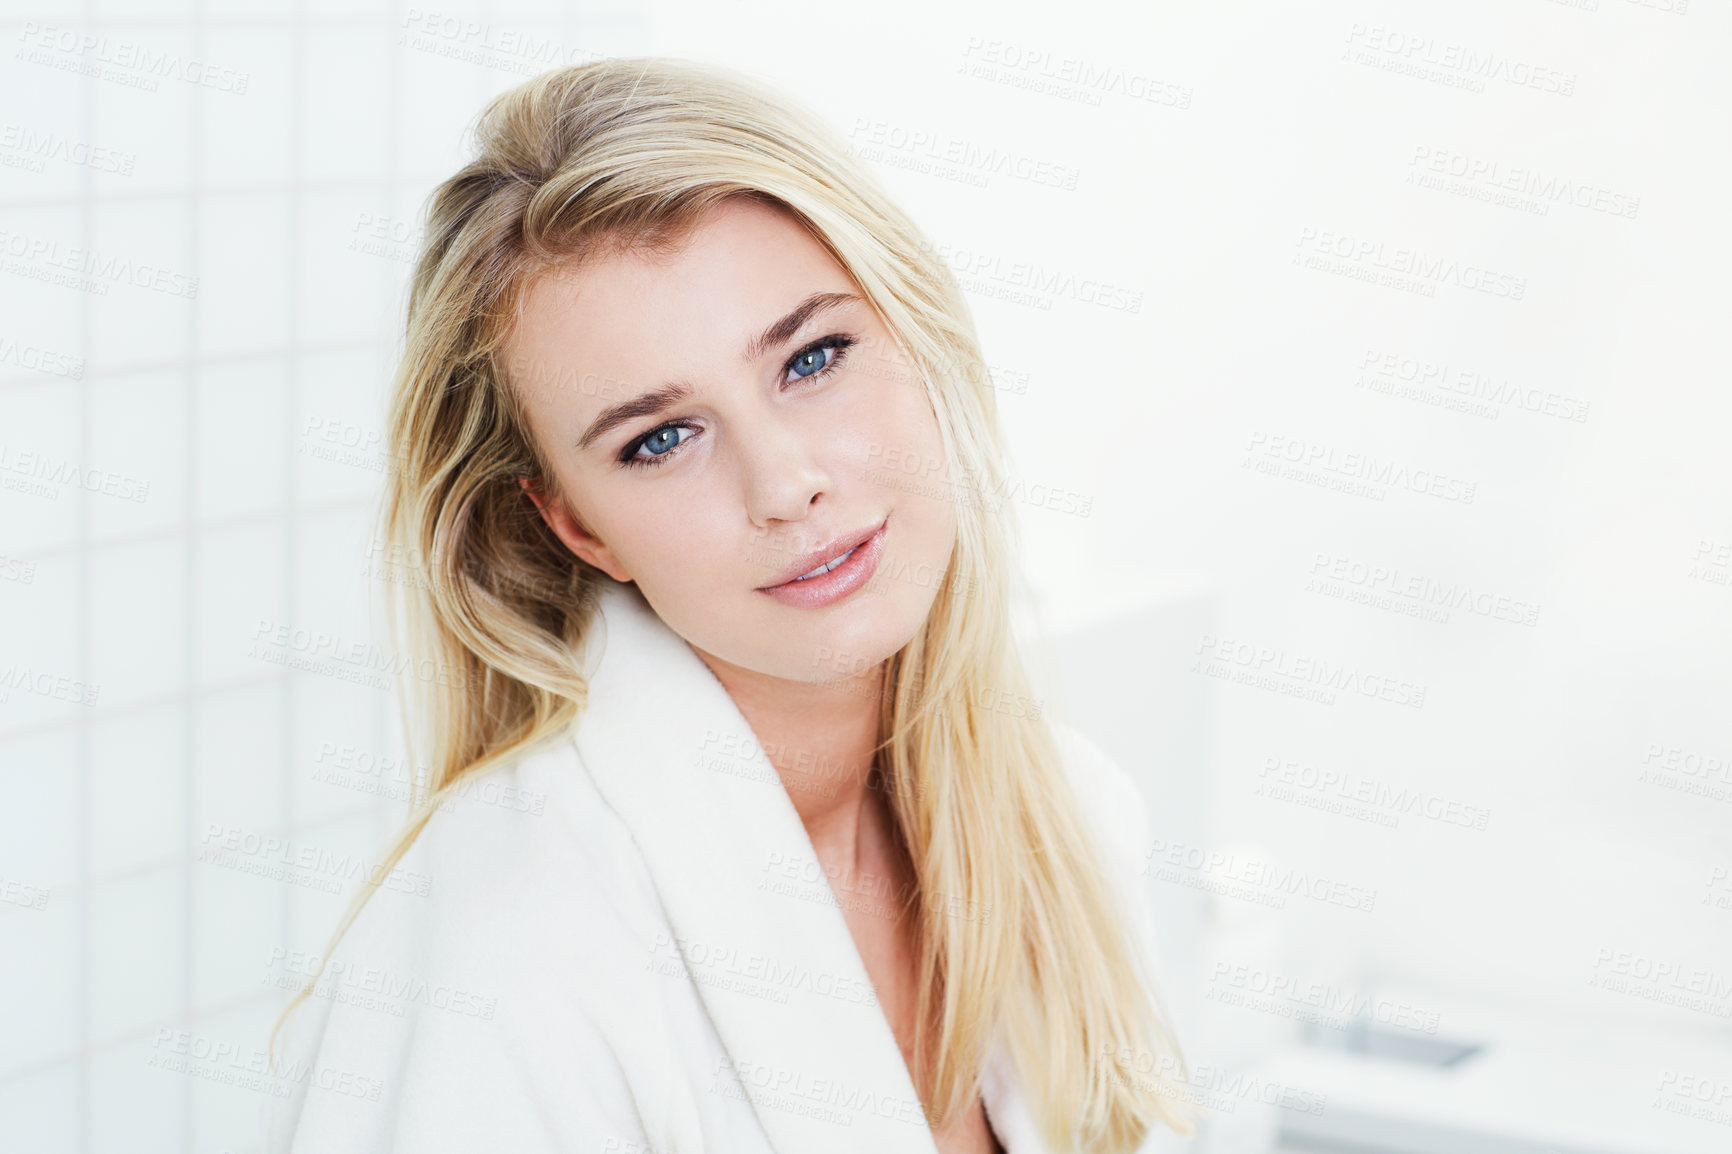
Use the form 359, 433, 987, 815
270, 56, 1192, 1151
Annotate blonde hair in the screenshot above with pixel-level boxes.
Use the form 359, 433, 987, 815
270, 56, 1192, 1151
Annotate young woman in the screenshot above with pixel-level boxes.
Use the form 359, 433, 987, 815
264, 57, 1192, 1154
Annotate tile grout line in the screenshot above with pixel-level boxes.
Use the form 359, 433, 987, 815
74, 0, 94, 1146
274, 0, 307, 1117
374, 0, 408, 856
0, 334, 378, 390
181, 1, 205, 1147
7, 491, 373, 566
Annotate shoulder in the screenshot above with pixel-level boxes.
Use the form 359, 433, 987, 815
262, 731, 671, 1151
317, 729, 664, 971
354, 728, 671, 1000
414, 729, 661, 932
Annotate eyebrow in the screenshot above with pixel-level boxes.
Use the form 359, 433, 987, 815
575, 290, 863, 453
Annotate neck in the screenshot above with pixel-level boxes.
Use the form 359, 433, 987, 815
691, 646, 890, 873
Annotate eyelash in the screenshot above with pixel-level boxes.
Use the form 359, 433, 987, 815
616, 333, 858, 470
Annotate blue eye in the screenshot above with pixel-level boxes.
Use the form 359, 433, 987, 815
641, 428, 682, 455
789, 347, 830, 379
615, 332, 859, 472
620, 424, 693, 468
783, 333, 857, 386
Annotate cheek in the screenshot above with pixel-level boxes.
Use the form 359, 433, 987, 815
849, 373, 958, 546
579, 476, 732, 579
838, 370, 947, 479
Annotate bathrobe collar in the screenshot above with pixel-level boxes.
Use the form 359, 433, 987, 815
567, 578, 1045, 1154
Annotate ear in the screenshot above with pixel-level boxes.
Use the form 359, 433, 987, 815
517, 476, 633, 584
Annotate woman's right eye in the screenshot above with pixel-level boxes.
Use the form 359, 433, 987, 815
619, 423, 699, 470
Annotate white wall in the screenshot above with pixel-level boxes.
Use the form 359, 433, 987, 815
641, 0, 1732, 1147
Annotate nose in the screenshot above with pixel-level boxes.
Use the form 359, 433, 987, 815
736, 403, 833, 530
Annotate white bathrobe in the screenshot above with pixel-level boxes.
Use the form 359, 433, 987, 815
260, 578, 1171, 1154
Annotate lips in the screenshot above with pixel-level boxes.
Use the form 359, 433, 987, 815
790, 543, 860, 582
757, 516, 889, 589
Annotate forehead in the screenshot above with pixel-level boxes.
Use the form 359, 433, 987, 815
505, 198, 853, 400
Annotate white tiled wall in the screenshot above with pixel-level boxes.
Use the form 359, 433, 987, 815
0, 4, 647, 1150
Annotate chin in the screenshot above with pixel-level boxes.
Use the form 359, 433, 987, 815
787, 593, 928, 684
729, 583, 931, 685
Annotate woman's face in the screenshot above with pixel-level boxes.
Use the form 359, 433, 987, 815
503, 196, 958, 686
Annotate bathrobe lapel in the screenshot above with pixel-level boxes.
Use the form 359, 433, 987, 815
569, 579, 946, 1154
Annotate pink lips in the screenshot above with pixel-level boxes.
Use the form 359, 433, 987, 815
755, 516, 889, 609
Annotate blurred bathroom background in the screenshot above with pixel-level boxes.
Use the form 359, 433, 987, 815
2, 0, 1728, 1151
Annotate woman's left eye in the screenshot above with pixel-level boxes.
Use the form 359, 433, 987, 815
783, 334, 856, 385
